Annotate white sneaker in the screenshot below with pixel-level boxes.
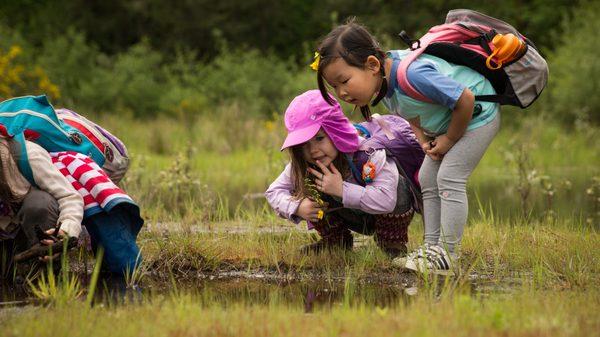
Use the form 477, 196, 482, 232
402, 244, 455, 276
392, 243, 433, 268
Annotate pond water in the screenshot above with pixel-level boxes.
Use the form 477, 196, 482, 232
0, 271, 523, 311
239, 172, 599, 223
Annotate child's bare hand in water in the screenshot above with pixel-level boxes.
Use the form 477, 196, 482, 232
296, 198, 324, 223
427, 134, 456, 161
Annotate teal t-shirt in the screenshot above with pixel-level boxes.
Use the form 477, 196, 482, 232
383, 50, 499, 136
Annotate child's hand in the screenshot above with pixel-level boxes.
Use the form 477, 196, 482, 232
421, 141, 432, 153
41, 228, 67, 245
296, 198, 324, 223
309, 160, 344, 198
40, 228, 68, 262
427, 134, 456, 161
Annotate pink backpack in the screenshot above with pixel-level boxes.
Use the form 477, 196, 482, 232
396, 9, 548, 108
56, 108, 130, 183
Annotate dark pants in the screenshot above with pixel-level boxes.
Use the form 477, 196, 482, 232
315, 174, 415, 248
0, 188, 59, 278
83, 204, 143, 275
1, 190, 142, 278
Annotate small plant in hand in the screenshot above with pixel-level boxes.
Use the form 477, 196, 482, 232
304, 176, 329, 226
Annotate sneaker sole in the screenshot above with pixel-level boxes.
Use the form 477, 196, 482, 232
391, 256, 409, 267
404, 261, 454, 276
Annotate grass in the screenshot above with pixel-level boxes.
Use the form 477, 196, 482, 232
95, 109, 600, 224
1, 112, 598, 336
0, 286, 598, 337
137, 216, 599, 290
25, 242, 83, 306
5, 222, 600, 334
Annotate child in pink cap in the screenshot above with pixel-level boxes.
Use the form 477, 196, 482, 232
265, 90, 417, 257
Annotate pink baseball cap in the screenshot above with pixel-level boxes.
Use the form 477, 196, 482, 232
281, 90, 359, 153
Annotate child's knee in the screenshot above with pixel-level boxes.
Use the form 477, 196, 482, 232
18, 191, 59, 229
436, 169, 467, 199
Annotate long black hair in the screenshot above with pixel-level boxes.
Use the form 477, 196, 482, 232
316, 18, 387, 121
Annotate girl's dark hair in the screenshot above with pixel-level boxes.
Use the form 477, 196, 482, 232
316, 18, 387, 121
288, 145, 350, 200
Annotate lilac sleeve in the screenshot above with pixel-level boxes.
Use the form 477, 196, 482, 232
342, 150, 399, 214
265, 164, 303, 223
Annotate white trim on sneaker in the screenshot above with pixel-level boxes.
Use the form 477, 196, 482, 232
392, 243, 432, 268
403, 244, 454, 276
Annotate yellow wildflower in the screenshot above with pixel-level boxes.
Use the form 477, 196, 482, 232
8, 45, 22, 59
264, 120, 275, 132
0, 45, 61, 100
375, 306, 388, 317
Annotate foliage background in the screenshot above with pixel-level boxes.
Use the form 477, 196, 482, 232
0, 0, 598, 124
0, 0, 598, 222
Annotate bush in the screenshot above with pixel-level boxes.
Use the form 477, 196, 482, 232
0, 20, 318, 119
196, 48, 311, 117
0, 44, 60, 100
37, 28, 99, 107
77, 40, 165, 117
542, 1, 600, 125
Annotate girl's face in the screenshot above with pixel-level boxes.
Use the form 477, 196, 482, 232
322, 56, 382, 107
301, 129, 339, 167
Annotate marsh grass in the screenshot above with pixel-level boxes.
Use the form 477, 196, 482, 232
137, 214, 599, 291
1, 285, 598, 337
3, 186, 598, 337
100, 109, 600, 224
26, 244, 83, 305
4, 109, 595, 336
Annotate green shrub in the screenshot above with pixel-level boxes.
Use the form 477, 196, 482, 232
37, 28, 99, 107
77, 40, 165, 117
542, 1, 600, 125
196, 48, 307, 116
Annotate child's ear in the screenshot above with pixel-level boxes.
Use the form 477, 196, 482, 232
365, 55, 381, 73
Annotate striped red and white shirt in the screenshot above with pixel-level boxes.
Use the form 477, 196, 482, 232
50, 151, 134, 218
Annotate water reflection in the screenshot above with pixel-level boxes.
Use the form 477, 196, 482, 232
1, 271, 527, 312
149, 278, 414, 312
237, 175, 598, 224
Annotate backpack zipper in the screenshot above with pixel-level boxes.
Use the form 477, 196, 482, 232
0, 110, 75, 140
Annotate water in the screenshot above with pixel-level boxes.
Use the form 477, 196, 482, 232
469, 175, 597, 221
0, 270, 523, 312
239, 173, 599, 223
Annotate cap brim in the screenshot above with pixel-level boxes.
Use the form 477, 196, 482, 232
280, 124, 321, 151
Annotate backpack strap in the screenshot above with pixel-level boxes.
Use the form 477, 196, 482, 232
396, 24, 483, 103
371, 114, 396, 140
473, 94, 516, 105
345, 153, 364, 186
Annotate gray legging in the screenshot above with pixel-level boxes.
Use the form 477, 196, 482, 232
419, 113, 500, 252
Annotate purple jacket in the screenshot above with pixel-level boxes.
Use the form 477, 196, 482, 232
265, 149, 399, 226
